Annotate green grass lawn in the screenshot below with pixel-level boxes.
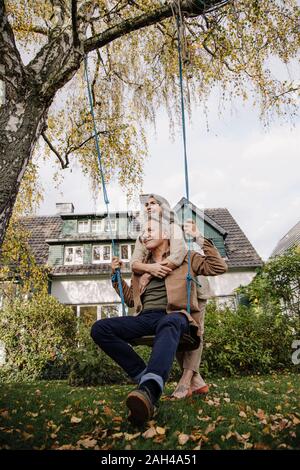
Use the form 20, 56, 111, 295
0, 373, 299, 450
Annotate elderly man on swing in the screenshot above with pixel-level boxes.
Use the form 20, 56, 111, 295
91, 212, 227, 425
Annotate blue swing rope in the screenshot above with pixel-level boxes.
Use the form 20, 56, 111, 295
175, 13, 202, 315
84, 9, 199, 318
84, 55, 126, 316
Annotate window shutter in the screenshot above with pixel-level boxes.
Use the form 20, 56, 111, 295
48, 245, 64, 266
83, 244, 92, 264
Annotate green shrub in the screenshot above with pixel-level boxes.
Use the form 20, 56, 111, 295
201, 301, 298, 377
0, 293, 77, 381
68, 325, 181, 386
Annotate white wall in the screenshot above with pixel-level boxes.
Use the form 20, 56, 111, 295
207, 270, 257, 297
51, 277, 130, 305
51, 270, 257, 305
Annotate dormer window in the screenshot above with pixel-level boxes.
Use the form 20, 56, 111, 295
120, 244, 136, 261
92, 245, 112, 263
78, 220, 90, 233
64, 246, 83, 265
104, 218, 116, 232
91, 220, 102, 233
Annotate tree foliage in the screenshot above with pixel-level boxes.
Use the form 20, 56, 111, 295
0, 292, 77, 380
0, 1, 299, 246
238, 246, 300, 319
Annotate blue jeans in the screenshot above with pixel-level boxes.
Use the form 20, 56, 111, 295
91, 309, 189, 392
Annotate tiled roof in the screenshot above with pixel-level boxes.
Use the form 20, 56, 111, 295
20, 205, 263, 271
20, 216, 62, 265
270, 220, 300, 257
204, 208, 263, 268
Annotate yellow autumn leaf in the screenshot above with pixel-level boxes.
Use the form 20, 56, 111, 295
156, 426, 166, 435
293, 416, 300, 425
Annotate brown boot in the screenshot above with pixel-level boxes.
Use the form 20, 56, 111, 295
126, 388, 155, 426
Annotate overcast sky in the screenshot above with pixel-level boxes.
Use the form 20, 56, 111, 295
37, 85, 300, 262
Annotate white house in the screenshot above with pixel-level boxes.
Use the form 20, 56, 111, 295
17, 198, 263, 325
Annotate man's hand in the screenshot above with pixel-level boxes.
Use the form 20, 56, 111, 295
111, 256, 123, 274
183, 219, 202, 239
148, 262, 172, 279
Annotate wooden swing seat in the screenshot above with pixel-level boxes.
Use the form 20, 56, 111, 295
129, 326, 200, 352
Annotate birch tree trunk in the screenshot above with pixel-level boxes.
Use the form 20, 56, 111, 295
0, 0, 225, 247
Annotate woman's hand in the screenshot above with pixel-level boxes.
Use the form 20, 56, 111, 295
183, 219, 202, 239
148, 262, 172, 279
111, 256, 123, 274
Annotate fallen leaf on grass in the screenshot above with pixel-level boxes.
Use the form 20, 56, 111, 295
103, 406, 113, 416
239, 411, 247, 418
57, 444, 76, 450
22, 431, 33, 440
26, 412, 39, 418
124, 432, 141, 441
112, 416, 123, 423
70, 416, 82, 424
178, 433, 189, 445
292, 416, 300, 425
156, 426, 166, 435
254, 442, 271, 450
255, 409, 266, 421
143, 427, 157, 439
204, 423, 215, 435
77, 438, 97, 449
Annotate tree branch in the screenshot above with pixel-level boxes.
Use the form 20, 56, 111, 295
84, 1, 227, 53
67, 130, 112, 154
42, 131, 69, 169
71, 0, 79, 47
42, 129, 113, 169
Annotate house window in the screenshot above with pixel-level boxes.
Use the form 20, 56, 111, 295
64, 246, 83, 265
129, 218, 141, 233
104, 218, 116, 232
120, 244, 136, 261
91, 220, 102, 233
79, 306, 97, 327
100, 304, 121, 319
92, 245, 112, 263
78, 220, 90, 233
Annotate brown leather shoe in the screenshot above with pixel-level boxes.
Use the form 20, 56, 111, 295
126, 388, 154, 426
